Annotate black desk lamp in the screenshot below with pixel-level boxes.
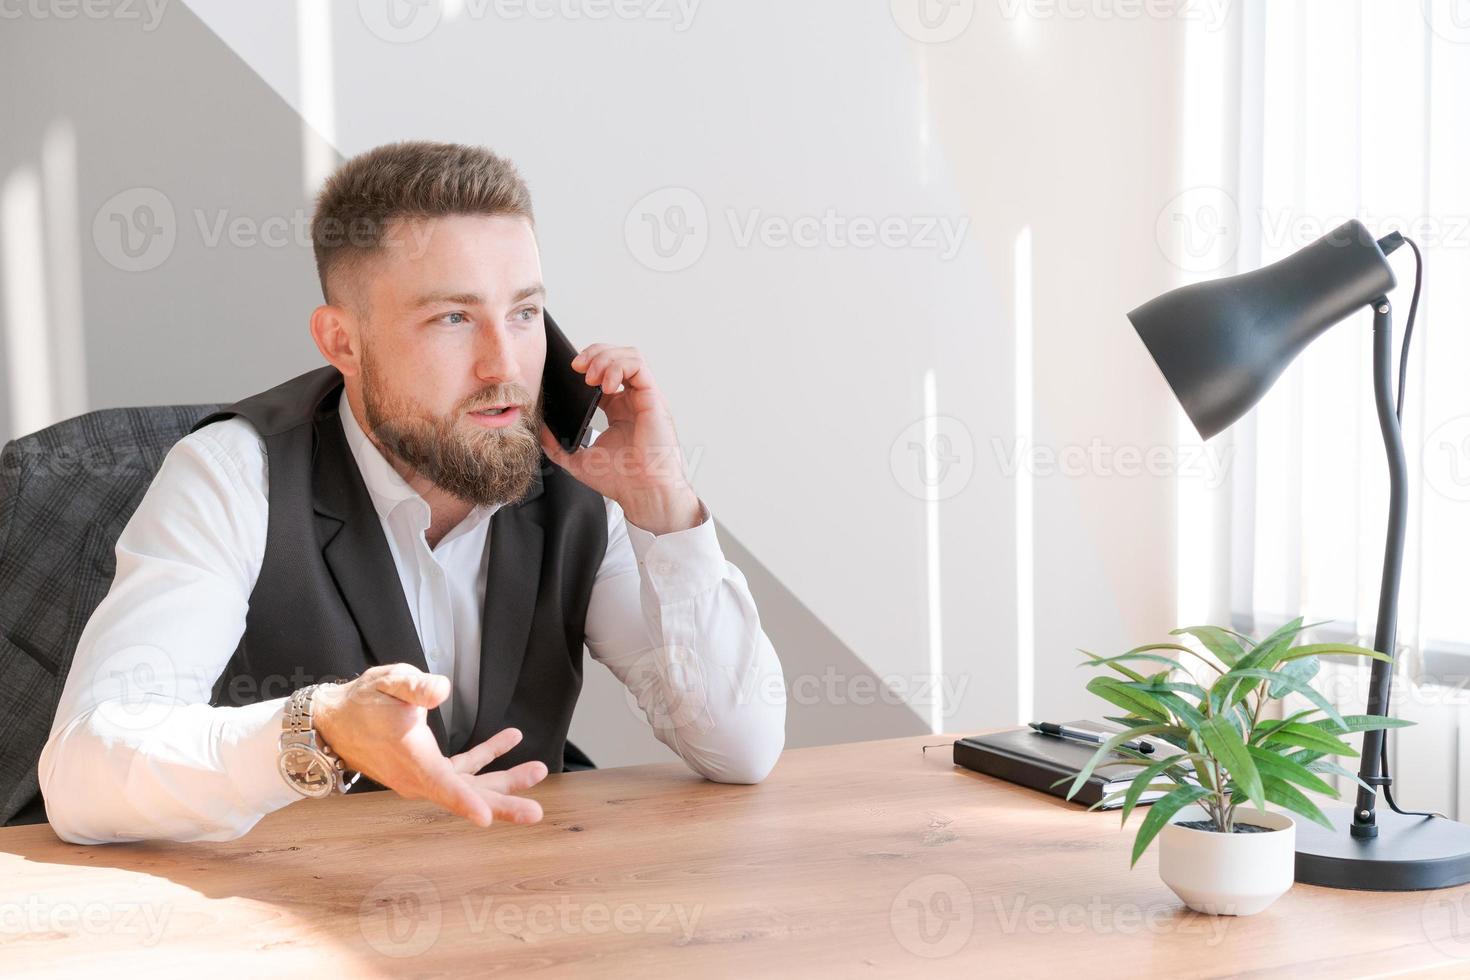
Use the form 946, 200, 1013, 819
1128, 218, 1470, 891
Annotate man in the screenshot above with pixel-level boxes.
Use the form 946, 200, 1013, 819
37, 141, 786, 844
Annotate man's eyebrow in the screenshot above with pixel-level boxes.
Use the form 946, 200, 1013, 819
510, 283, 546, 303
410, 283, 545, 309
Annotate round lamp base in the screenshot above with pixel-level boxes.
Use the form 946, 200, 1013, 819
1295, 806, 1470, 891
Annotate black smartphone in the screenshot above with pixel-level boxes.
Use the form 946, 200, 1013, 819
542, 310, 602, 454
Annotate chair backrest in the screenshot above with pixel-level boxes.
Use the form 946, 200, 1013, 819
0, 404, 222, 825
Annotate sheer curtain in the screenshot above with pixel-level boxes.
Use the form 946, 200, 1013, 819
1229, 1, 1470, 814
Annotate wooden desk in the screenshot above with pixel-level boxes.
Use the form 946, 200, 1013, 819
3, 734, 1470, 978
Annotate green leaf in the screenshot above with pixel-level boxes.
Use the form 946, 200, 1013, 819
1104, 721, 1190, 752
1268, 655, 1320, 699
1277, 643, 1394, 665
1284, 748, 1327, 769
1078, 649, 1148, 682
1252, 708, 1319, 741
1064, 724, 1176, 800
1225, 667, 1346, 731
1078, 651, 1185, 678
1305, 714, 1414, 734
1246, 745, 1337, 798
1130, 785, 1211, 867
1085, 676, 1171, 723
1307, 760, 1376, 795
1257, 776, 1333, 830
1199, 715, 1264, 811
1171, 626, 1244, 667
1118, 756, 1197, 826
1207, 671, 1254, 714
1118, 682, 1208, 728
1258, 722, 1359, 757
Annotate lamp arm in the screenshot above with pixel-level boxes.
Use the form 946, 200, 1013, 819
1351, 296, 1409, 839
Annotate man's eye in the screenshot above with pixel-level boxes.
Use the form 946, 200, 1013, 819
440, 311, 469, 325
515, 306, 540, 322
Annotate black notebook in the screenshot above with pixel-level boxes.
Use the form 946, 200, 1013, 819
952, 722, 1178, 809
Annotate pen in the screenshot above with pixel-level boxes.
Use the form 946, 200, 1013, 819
1028, 721, 1156, 755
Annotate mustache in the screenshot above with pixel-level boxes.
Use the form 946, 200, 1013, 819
460, 382, 538, 414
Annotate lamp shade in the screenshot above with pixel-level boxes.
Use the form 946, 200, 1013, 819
1127, 219, 1396, 440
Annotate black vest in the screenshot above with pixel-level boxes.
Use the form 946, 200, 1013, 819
191, 367, 608, 777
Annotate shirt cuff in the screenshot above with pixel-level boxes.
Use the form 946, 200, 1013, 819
217, 697, 301, 815
625, 499, 728, 601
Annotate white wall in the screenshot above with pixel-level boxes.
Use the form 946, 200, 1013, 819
2, 1, 1210, 766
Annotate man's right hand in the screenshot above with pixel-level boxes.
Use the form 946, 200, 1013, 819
309, 663, 548, 827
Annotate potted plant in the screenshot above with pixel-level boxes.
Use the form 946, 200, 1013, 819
1065, 618, 1411, 916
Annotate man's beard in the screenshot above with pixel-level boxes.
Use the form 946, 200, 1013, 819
361, 355, 544, 508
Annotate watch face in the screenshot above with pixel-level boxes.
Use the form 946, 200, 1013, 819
279, 746, 335, 798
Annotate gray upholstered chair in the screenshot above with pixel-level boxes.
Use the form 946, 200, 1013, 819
0, 404, 222, 826
0, 402, 595, 828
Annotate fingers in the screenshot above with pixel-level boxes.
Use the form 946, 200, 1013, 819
538, 422, 574, 465
427, 760, 548, 827
451, 727, 524, 775
417, 755, 493, 828
574, 346, 653, 394
374, 664, 450, 709
477, 792, 544, 826
474, 759, 550, 795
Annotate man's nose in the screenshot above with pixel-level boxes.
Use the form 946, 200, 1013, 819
473, 323, 518, 383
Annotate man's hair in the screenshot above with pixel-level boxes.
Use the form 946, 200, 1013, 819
310, 140, 535, 309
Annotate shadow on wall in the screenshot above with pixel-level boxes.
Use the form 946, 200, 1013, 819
0, 5, 326, 446
570, 518, 929, 770
0, 4, 922, 770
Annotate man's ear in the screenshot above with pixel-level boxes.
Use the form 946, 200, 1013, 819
310, 302, 363, 378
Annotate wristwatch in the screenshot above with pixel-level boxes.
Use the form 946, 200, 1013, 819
278, 684, 360, 798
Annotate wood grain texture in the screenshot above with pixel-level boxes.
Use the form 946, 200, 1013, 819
3, 734, 1470, 978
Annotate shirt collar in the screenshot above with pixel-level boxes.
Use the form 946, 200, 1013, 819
337, 388, 501, 536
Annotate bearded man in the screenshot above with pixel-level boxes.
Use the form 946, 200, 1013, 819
38, 141, 786, 844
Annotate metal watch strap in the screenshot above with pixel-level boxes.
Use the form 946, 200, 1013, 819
280, 684, 360, 795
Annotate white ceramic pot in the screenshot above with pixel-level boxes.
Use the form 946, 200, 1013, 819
1157, 806, 1295, 916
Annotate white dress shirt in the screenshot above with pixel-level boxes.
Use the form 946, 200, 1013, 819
38, 390, 785, 844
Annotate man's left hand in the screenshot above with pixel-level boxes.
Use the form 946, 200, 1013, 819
539, 343, 703, 535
